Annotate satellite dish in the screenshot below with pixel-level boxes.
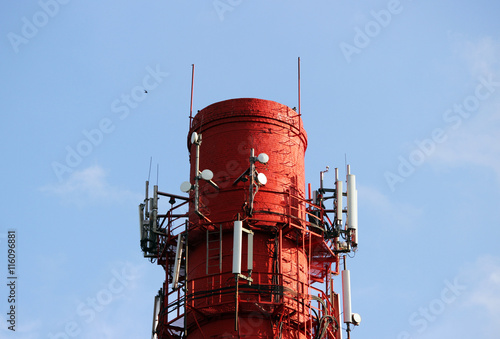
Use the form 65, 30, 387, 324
191, 132, 199, 144
256, 172, 267, 185
352, 313, 362, 326
200, 169, 214, 181
257, 153, 269, 164
180, 181, 192, 193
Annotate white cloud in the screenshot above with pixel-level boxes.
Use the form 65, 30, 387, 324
430, 37, 500, 182
432, 104, 500, 179
463, 256, 500, 317
40, 165, 141, 207
359, 185, 422, 230
461, 37, 500, 78
406, 255, 500, 339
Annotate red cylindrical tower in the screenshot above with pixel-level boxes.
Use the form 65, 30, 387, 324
188, 98, 307, 224
185, 98, 309, 338
142, 97, 352, 339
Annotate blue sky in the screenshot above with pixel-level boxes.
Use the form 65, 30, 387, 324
1, 0, 500, 338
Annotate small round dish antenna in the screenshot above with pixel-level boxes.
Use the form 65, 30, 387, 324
200, 169, 214, 181
352, 313, 362, 326
257, 153, 269, 164
256, 172, 267, 185
180, 181, 192, 193
191, 132, 199, 144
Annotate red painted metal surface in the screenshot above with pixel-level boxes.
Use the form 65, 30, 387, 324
184, 99, 309, 338
188, 98, 307, 225
151, 98, 342, 339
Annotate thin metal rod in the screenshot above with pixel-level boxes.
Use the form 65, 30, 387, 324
189, 64, 195, 129
249, 148, 255, 216
298, 57, 301, 116
235, 275, 239, 331
194, 141, 200, 215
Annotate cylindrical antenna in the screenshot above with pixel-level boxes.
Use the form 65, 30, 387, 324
347, 172, 358, 245
247, 232, 254, 272
145, 180, 149, 215
189, 64, 195, 129
336, 178, 343, 224
172, 233, 183, 289
152, 294, 161, 339
342, 269, 352, 324
232, 220, 243, 274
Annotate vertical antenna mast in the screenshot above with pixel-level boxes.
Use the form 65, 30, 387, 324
298, 57, 301, 116
298, 57, 302, 135
189, 64, 195, 129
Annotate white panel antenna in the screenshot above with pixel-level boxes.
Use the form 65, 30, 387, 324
342, 269, 352, 324
151, 294, 161, 339
139, 204, 145, 240
335, 179, 343, 224
172, 233, 184, 290
247, 232, 254, 271
232, 221, 243, 274
347, 173, 358, 245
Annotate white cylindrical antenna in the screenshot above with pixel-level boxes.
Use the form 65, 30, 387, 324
336, 179, 343, 224
232, 221, 243, 274
172, 233, 183, 289
152, 185, 158, 232
139, 204, 145, 241
320, 166, 329, 191
247, 232, 254, 271
150, 201, 157, 233
145, 181, 149, 216
352, 189, 358, 245
347, 173, 358, 245
152, 294, 161, 339
153, 185, 158, 209
342, 269, 352, 324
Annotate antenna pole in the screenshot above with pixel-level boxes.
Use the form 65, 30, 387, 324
298, 57, 301, 117
148, 157, 153, 182
189, 64, 195, 129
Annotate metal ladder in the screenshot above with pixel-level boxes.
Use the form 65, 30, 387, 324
206, 225, 222, 275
